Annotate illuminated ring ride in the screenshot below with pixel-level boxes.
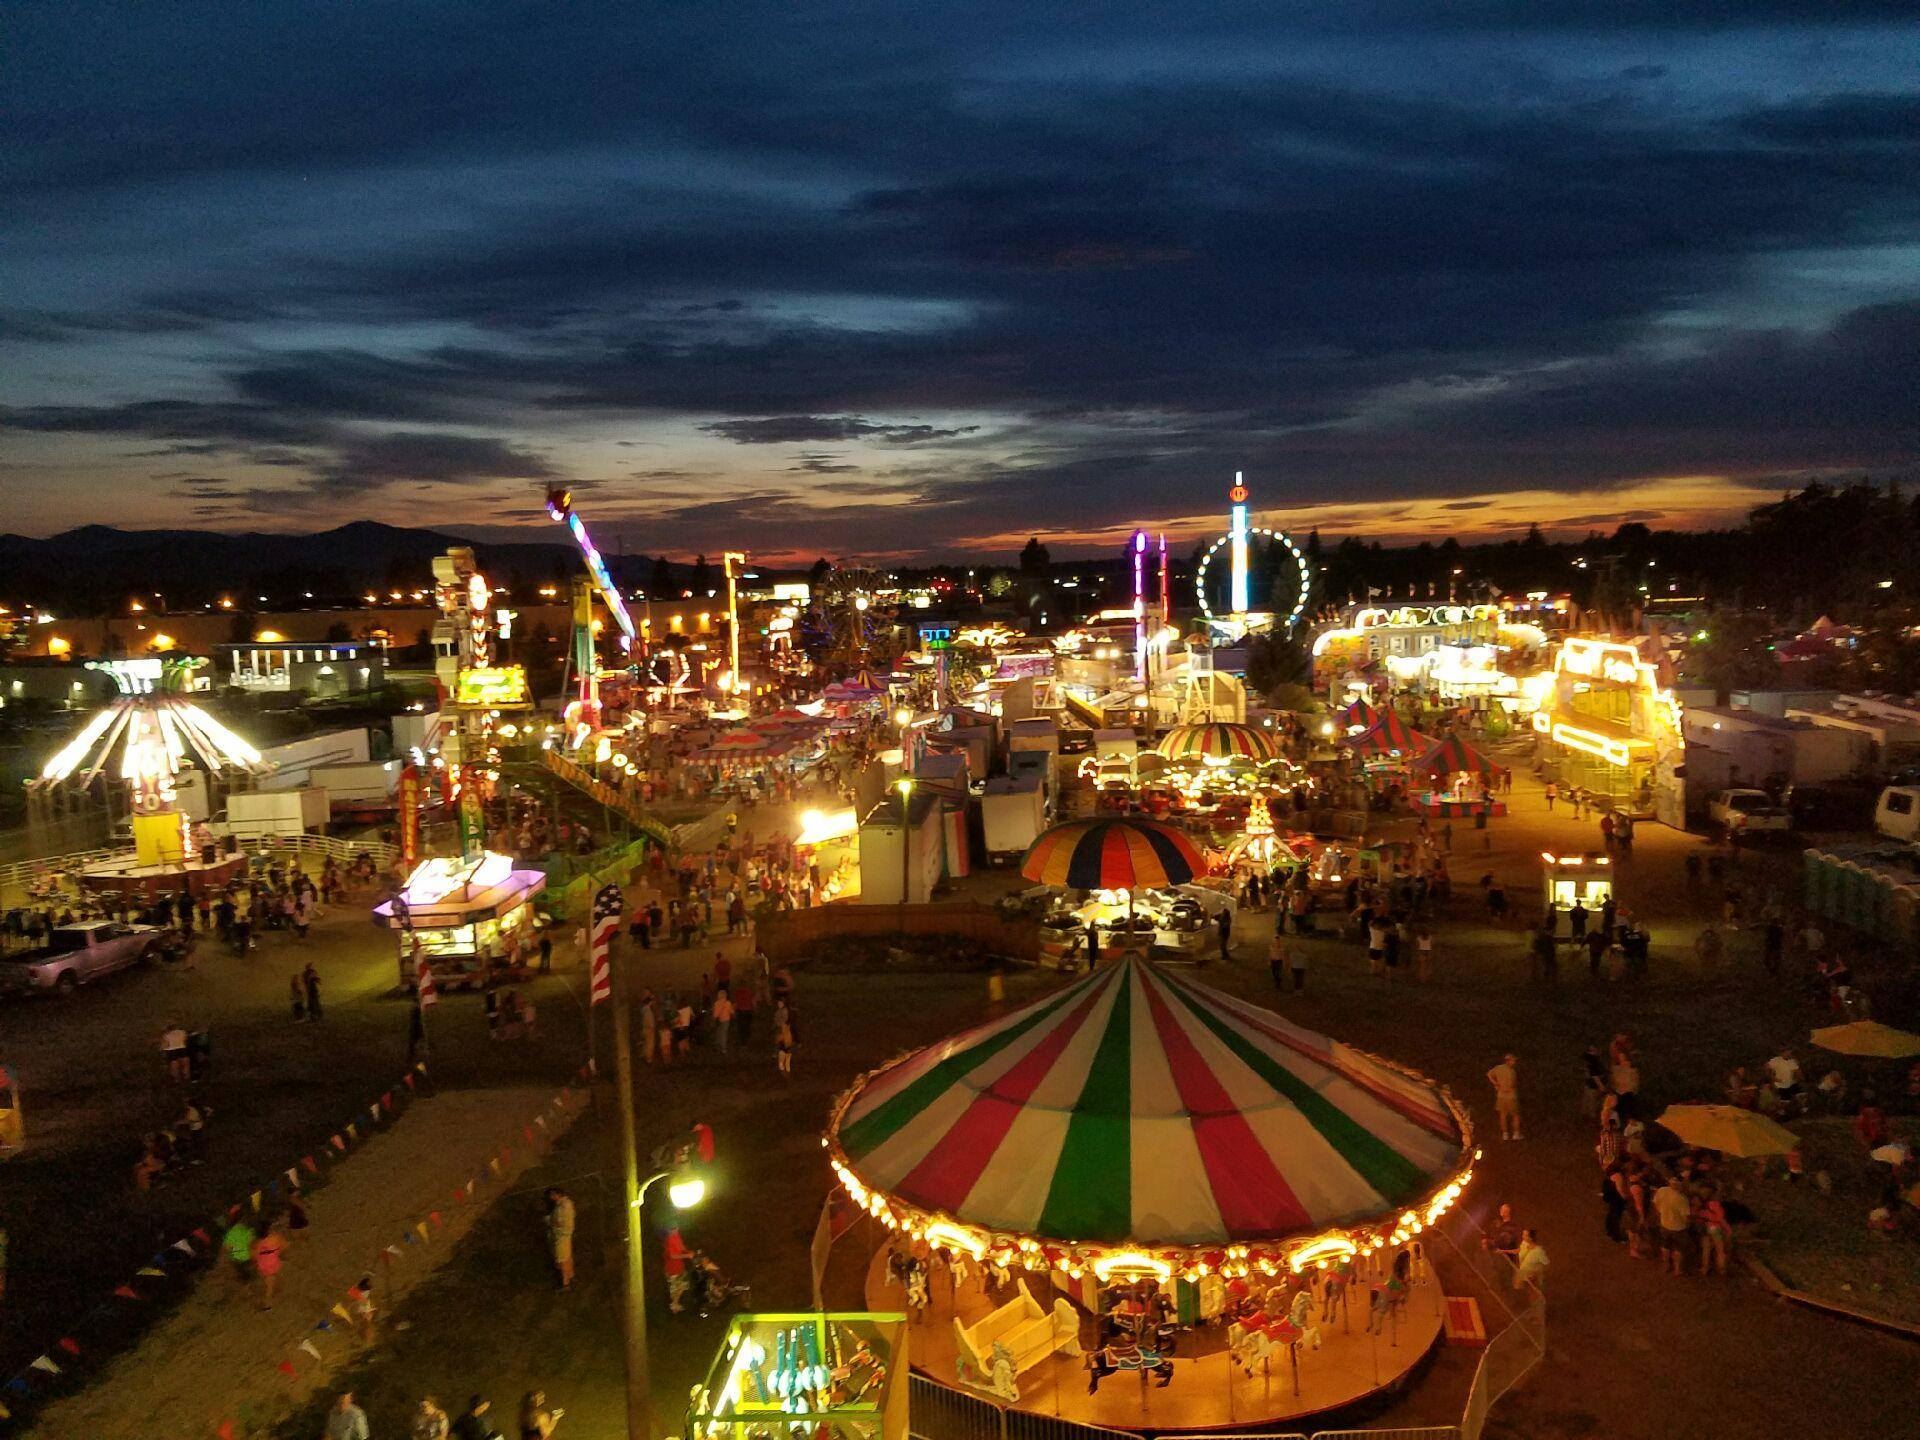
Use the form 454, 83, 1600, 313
827, 952, 1475, 1288
646, 650, 692, 691
1195, 526, 1311, 629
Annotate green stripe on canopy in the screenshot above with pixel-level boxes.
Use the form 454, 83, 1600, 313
1159, 972, 1430, 1204
1037, 970, 1133, 1241
837, 977, 1099, 1160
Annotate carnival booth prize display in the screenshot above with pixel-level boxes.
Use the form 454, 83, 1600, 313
1409, 734, 1507, 820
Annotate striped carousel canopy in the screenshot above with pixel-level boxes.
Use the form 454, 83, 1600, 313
1414, 733, 1504, 777
827, 955, 1469, 1258
1155, 722, 1282, 764
1020, 819, 1206, 890
1348, 710, 1429, 757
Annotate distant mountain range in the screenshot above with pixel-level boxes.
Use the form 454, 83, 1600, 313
0, 521, 603, 610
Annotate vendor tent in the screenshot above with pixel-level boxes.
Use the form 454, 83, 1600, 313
1413, 733, 1504, 778
1337, 698, 1380, 731
1348, 711, 1429, 757
827, 954, 1469, 1255
1156, 722, 1282, 765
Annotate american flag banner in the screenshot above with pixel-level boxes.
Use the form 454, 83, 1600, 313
590, 882, 622, 1005
416, 956, 438, 1008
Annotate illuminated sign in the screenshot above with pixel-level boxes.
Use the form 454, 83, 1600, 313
452, 665, 532, 708
1559, 638, 1645, 686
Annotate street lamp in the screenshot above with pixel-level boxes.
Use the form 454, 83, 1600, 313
619, 1156, 706, 1438
895, 776, 915, 910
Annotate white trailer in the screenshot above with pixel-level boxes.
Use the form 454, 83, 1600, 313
981, 777, 1046, 864
224, 787, 330, 839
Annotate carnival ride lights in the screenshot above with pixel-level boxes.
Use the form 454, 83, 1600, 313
1190, 514, 1313, 633
824, 957, 1477, 1286
545, 487, 638, 651
36, 659, 264, 811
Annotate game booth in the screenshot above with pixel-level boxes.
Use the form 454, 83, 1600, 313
1540, 851, 1613, 939
830, 954, 1476, 1432
1409, 734, 1507, 820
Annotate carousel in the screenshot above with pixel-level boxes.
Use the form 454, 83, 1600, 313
830, 954, 1475, 1430
1137, 723, 1299, 821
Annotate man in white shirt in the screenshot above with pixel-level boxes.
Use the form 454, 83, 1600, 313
1767, 1048, 1803, 1107
1487, 1053, 1522, 1140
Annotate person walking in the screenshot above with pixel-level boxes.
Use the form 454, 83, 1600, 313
1487, 1053, 1522, 1140
1544, 780, 1557, 812
253, 1219, 286, 1310
711, 988, 735, 1055
1652, 1177, 1691, 1276
519, 1391, 563, 1439
544, 1187, 576, 1290
1214, 907, 1233, 964
453, 1396, 502, 1440
1267, 931, 1288, 991
162, 1023, 191, 1082
302, 963, 323, 1022
326, 1392, 371, 1440
412, 1396, 452, 1440
1512, 1229, 1549, 1291
734, 977, 756, 1044
774, 1000, 794, 1077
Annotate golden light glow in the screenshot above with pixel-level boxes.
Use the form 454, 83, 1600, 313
1091, 1251, 1173, 1282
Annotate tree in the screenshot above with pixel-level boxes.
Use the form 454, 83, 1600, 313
649, 556, 675, 596
1686, 610, 1780, 702
1018, 538, 1050, 575
807, 557, 833, 591
1245, 630, 1310, 699
984, 571, 1014, 599
323, 622, 352, 643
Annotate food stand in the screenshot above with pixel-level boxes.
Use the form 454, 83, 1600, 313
1541, 850, 1613, 937
374, 851, 546, 989
1022, 818, 1210, 964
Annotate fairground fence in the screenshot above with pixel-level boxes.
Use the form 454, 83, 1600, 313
901, 1204, 1545, 1440
0, 832, 397, 909
757, 900, 1041, 964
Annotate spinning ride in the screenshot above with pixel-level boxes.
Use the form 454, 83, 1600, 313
28, 658, 265, 897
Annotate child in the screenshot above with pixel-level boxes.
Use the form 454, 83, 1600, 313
349, 1274, 377, 1343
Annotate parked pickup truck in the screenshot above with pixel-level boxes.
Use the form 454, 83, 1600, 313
0, 920, 163, 995
1708, 788, 1793, 842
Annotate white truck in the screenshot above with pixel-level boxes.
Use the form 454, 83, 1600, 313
1873, 785, 1920, 842
1709, 788, 1792, 841
981, 777, 1046, 864
0, 920, 164, 995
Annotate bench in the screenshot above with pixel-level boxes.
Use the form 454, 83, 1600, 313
953, 1278, 1080, 1382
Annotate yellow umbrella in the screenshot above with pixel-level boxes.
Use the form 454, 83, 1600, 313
1810, 1021, 1920, 1059
1656, 1104, 1800, 1158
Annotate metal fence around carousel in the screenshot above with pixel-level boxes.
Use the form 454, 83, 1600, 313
0, 832, 397, 907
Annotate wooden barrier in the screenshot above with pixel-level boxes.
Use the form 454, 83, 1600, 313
757, 901, 1040, 964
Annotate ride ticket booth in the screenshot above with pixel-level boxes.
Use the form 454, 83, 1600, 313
1541, 851, 1613, 938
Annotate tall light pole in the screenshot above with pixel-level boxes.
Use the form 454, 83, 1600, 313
895, 776, 915, 914
722, 552, 746, 705
608, 920, 709, 1439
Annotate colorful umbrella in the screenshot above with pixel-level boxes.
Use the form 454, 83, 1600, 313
1413, 733, 1505, 778
1348, 711, 1429, 757
827, 954, 1470, 1257
1811, 1021, 1920, 1059
1156, 723, 1282, 765
1020, 819, 1206, 890
1656, 1105, 1799, 1158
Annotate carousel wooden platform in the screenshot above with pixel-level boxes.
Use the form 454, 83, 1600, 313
75, 850, 248, 900
867, 1248, 1445, 1434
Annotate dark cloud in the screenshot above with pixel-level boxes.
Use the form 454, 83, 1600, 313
3, 3, 1916, 551
702, 416, 977, 445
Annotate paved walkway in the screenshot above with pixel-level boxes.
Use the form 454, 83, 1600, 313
24, 1087, 583, 1440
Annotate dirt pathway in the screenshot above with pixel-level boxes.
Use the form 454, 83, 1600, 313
24, 1086, 584, 1440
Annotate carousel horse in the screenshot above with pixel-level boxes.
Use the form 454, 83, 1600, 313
1085, 1339, 1173, 1394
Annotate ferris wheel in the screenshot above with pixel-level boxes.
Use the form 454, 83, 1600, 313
810, 562, 895, 663
1193, 527, 1313, 630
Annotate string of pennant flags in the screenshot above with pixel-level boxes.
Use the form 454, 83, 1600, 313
0, 1058, 598, 1432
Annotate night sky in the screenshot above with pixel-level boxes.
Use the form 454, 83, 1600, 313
5, 3, 1917, 561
